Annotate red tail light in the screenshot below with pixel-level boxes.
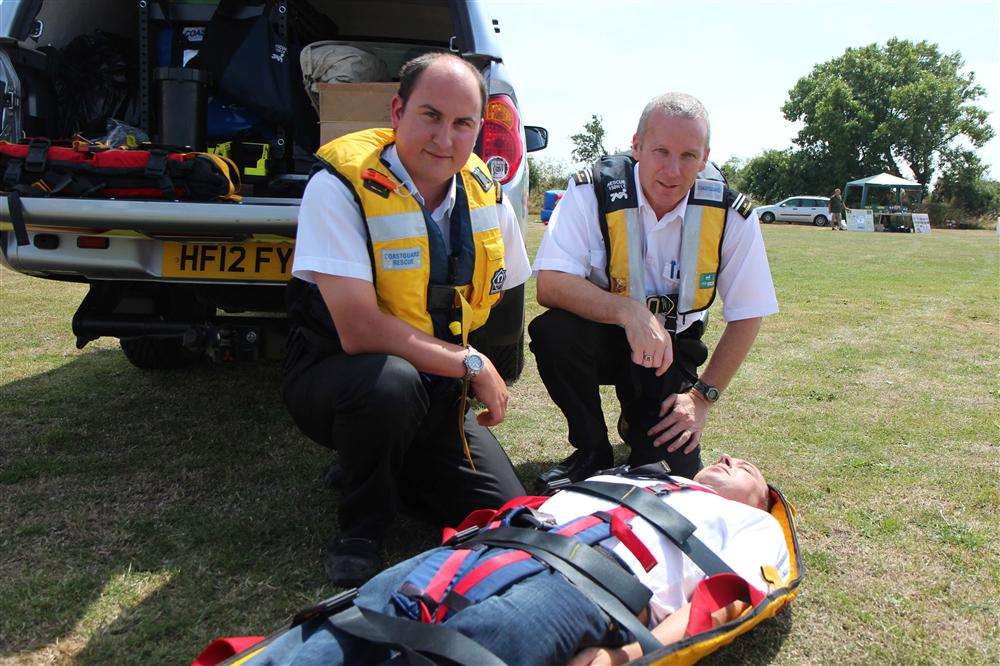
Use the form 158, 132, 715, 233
480, 94, 523, 185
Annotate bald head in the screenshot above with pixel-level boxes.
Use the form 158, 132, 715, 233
397, 52, 487, 117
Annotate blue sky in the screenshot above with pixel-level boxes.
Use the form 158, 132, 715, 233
490, 0, 1000, 180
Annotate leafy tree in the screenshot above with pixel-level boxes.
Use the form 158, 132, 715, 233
783, 38, 994, 190
738, 149, 830, 204
527, 156, 569, 193
933, 149, 1000, 216
570, 114, 607, 164
720, 157, 746, 191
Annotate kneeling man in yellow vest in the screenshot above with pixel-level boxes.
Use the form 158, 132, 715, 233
282, 53, 531, 586
531, 93, 778, 484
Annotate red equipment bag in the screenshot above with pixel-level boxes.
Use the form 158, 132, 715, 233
0, 138, 241, 202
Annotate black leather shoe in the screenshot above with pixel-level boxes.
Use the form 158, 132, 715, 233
537, 448, 614, 485
324, 537, 383, 588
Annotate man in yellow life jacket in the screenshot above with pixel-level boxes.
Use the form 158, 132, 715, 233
530, 93, 778, 484
282, 53, 530, 586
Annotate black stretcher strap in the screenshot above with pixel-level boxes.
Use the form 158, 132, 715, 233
566, 481, 735, 577
469, 527, 651, 616
468, 527, 662, 655
329, 605, 507, 666
6, 191, 29, 246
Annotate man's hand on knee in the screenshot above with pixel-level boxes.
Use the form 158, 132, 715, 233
471, 357, 509, 426
647, 391, 709, 452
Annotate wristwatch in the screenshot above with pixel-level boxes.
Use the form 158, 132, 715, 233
691, 380, 721, 403
463, 346, 485, 380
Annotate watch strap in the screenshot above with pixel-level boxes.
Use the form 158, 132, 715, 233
692, 380, 720, 402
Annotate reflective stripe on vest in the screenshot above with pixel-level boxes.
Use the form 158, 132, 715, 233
315, 128, 504, 344
593, 155, 729, 318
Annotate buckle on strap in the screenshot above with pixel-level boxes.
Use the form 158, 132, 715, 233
145, 149, 169, 179
24, 138, 50, 173
427, 284, 456, 311
646, 294, 677, 316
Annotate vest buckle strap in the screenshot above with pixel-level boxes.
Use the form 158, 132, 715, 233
646, 294, 678, 331
427, 284, 456, 311
645, 294, 677, 316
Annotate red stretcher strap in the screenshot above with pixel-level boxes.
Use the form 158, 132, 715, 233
607, 512, 658, 572
451, 550, 532, 597
425, 549, 472, 602
191, 636, 265, 666
440, 495, 549, 543
685, 573, 766, 636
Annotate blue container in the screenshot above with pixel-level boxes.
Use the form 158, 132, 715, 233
541, 189, 565, 223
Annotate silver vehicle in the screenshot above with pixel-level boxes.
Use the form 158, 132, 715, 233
755, 195, 831, 226
0, 0, 546, 377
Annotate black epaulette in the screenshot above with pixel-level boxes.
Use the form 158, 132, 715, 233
729, 191, 754, 219
572, 169, 594, 186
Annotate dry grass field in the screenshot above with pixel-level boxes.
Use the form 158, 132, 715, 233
1, 222, 997, 664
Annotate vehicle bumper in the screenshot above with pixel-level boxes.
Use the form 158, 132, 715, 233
1, 196, 299, 284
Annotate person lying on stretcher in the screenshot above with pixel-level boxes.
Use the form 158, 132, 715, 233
246, 455, 790, 666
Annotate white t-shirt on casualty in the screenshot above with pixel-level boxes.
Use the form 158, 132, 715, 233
538, 474, 791, 626
292, 145, 531, 289
532, 163, 778, 333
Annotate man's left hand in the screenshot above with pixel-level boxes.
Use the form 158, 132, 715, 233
647, 390, 710, 453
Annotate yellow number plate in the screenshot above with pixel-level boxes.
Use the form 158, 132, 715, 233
162, 241, 294, 281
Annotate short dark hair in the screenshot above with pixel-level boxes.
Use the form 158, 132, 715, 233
397, 52, 487, 116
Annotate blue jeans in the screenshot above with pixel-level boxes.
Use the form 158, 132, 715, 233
247, 548, 627, 666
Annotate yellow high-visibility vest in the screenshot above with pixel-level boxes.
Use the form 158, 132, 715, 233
316, 128, 506, 345
578, 155, 752, 319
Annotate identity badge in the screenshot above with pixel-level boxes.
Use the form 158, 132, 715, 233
694, 180, 724, 202
381, 247, 422, 270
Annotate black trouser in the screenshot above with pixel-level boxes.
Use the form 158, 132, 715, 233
528, 309, 708, 479
282, 331, 526, 541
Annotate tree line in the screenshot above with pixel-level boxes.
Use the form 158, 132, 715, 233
531, 39, 998, 221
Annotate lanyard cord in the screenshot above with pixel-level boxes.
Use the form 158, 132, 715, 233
458, 379, 477, 471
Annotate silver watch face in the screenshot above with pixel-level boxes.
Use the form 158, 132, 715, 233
466, 353, 485, 372
705, 386, 721, 401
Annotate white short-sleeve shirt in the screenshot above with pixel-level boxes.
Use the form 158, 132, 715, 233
539, 474, 791, 625
292, 145, 531, 290
533, 162, 778, 332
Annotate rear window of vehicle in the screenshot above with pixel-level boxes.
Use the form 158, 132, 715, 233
317, 0, 453, 43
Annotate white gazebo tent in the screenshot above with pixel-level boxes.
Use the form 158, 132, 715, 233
844, 172, 923, 209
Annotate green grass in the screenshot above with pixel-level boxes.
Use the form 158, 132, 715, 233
1, 223, 998, 664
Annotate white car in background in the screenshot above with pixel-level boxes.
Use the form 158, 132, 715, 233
755, 196, 831, 226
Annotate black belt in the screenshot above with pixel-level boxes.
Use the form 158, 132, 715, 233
467, 526, 662, 655
566, 481, 735, 577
